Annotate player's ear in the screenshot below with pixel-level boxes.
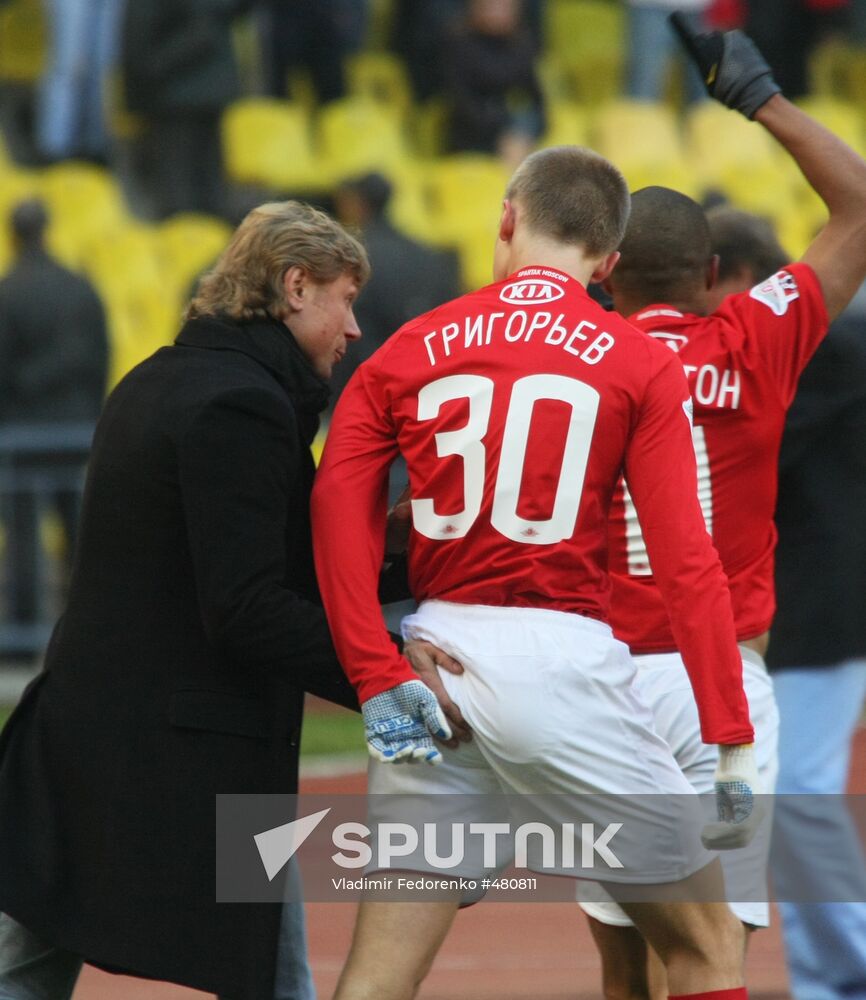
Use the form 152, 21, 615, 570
283, 265, 308, 311
590, 250, 620, 285
498, 199, 517, 244
706, 254, 720, 291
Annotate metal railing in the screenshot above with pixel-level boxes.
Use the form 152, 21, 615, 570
0, 422, 95, 657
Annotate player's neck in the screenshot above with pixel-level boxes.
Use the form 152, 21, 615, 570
505, 240, 601, 289
614, 291, 709, 318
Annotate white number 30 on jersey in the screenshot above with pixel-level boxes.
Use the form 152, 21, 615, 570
411, 374, 600, 546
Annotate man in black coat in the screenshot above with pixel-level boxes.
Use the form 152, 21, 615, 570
0, 201, 459, 1000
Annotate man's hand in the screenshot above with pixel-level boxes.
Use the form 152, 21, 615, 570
403, 639, 471, 746
701, 743, 766, 850
385, 485, 412, 557
361, 679, 452, 764
670, 12, 781, 119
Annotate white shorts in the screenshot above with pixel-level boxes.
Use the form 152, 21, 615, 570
578, 646, 779, 927
367, 600, 714, 888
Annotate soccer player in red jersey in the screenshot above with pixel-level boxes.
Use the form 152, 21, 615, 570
313, 140, 762, 997
578, 18, 866, 1000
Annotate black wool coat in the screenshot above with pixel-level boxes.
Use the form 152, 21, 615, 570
0, 315, 359, 999
768, 305, 866, 670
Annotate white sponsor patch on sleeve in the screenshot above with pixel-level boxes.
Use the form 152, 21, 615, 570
682, 397, 694, 427
748, 269, 800, 316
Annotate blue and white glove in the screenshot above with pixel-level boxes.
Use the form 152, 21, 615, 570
362, 679, 452, 765
701, 743, 765, 849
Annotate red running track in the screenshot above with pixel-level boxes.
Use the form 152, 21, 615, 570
73, 727, 866, 1000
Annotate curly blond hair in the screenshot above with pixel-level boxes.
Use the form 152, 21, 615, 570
187, 201, 370, 322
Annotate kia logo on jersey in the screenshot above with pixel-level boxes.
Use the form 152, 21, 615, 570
500, 280, 566, 305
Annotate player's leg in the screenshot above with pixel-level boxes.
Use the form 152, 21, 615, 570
334, 606, 507, 1000
612, 861, 748, 998
586, 915, 652, 1000
579, 649, 777, 998
333, 897, 460, 1000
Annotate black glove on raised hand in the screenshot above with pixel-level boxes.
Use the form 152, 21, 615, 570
669, 11, 781, 119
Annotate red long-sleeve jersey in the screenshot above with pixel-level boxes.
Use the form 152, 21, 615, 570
607, 263, 829, 652
312, 266, 754, 744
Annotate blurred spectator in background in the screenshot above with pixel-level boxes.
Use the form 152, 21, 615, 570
0, 199, 108, 645
769, 283, 866, 1000
746, 0, 852, 99
391, 0, 542, 104
443, 0, 545, 165
121, 0, 253, 218
258, 0, 362, 103
331, 171, 460, 402
390, 0, 466, 102
707, 205, 866, 1000
625, 0, 712, 103
37, 0, 125, 164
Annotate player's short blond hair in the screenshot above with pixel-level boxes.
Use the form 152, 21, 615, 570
505, 146, 630, 258
187, 201, 370, 322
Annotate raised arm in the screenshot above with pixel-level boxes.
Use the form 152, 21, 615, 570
757, 96, 866, 321
672, 13, 866, 321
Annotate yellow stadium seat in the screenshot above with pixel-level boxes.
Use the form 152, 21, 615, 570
453, 224, 497, 293
545, 0, 625, 102
316, 96, 412, 184
0, 0, 45, 83
222, 98, 321, 192
345, 51, 413, 115
83, 222, 165, 301
386, 162, 438, 246
685, 101, 794, 208
591, 99, 697, 195
104, 290, 179, 388
425, 154, 509, 246
809, 37, 859, 100
410, 98, 449, 159
158, 213, 232, 299
795, 97, 866, 156
39, 162, 127, 254
593, 99, 682, 163
542, 99, 590, 147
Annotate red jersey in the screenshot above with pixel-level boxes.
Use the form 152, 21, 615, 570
312, 265, 753, 744
608, 263, 829, 653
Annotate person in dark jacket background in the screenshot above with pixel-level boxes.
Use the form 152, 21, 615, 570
767, 285, 866, 1000
0, 201, 459, 1000
330, 171, 461, 404
443, 0, 545, 163
121, 0, 252, 217
0, 198, 108, 645
706, 206, 866, 1000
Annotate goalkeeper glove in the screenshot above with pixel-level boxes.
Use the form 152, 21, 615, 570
362, 679, 452, 765
701, 743, 766, 850
670, 12, 781, 119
